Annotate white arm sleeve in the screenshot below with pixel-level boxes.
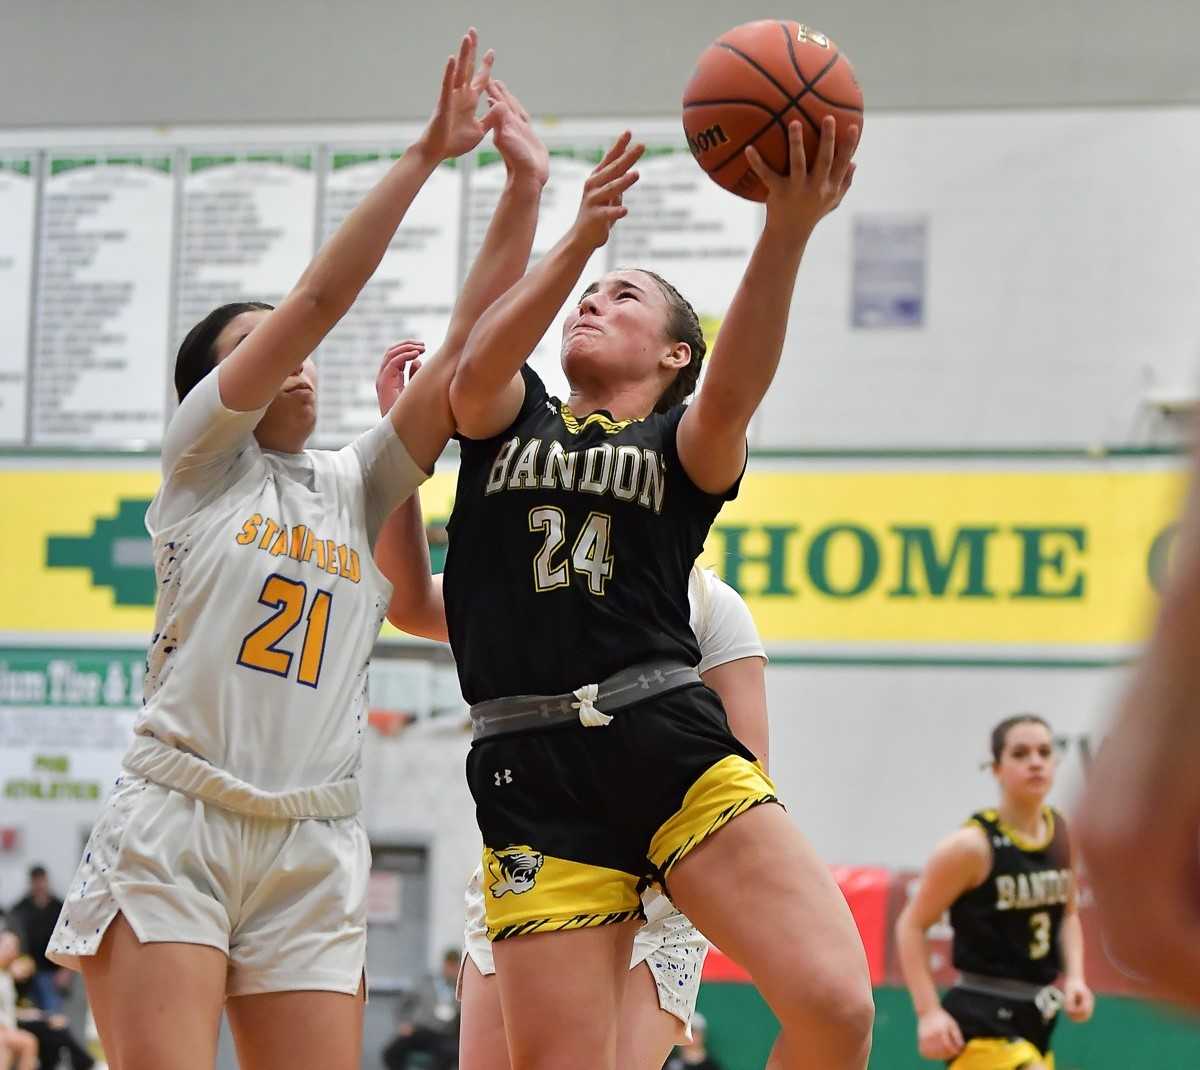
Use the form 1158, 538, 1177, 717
349, 416, 432, 548
149, 371, 268, 532
693, 569, 767, 673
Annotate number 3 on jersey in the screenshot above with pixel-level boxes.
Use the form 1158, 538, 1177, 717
1029, 911, 1052, 960
529, 507, 614, 595
238, 574, 332, 688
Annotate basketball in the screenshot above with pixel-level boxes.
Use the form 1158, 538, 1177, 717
682, 20, 863, 201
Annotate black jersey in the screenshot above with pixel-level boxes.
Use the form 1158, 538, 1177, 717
443, 366, 738, 704
950, 807, 1073, 986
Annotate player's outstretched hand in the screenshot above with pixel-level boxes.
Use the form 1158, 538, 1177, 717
486, 80, 549, 189
376, 340, 425, 415
745, 116, 858, 237
916, 1007, 965, 1061
569, 132, 644, 251
417, 28, 496, 162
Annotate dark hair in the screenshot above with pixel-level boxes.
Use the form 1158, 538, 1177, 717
632, 270, 707, 413
28, 865, 46, 880
990, 714, 1052, 765
174, 302, 274, 402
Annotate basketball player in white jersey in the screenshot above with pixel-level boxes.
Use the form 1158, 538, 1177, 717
46, 37, 550, 1070
372, 351, 770, 1070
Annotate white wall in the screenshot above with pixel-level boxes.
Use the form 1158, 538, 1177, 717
760, 108, 1200, 448
767, 662, 1126, 868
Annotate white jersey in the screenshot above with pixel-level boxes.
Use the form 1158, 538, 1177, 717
465, 564, 766, 972
689, 566, 769, 674
123, 370, 426, 818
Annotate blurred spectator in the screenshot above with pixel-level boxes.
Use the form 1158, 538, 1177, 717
663, 1012, 723, 1070
383, 948, 461, 1070
9, 866, 69, 1013
12, 940, 94, 1070
0, 930, 38, 1070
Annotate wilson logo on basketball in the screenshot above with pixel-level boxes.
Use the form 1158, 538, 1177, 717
687, 123, 729, 158
488, 846, 545, 898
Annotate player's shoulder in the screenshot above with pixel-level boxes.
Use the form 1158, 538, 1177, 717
936, 820, 994, 869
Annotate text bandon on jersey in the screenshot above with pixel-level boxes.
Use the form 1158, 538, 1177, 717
484, 437, 666, 515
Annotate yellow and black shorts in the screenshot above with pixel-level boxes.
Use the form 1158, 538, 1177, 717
466, 682, 778, 941
943, 987, 1056, 1069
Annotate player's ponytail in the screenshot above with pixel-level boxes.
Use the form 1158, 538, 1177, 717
638, 270, 707, 413
174, 301, 275, 402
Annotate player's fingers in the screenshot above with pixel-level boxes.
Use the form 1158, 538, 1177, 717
471, 48, 495, 92
831, 161, 857, 207
380, 342, 415, 372
743, 144, 779, 192
948, 1019, 965, 1052
452, 31, 471, 89
595, 131, 632, 173
598, 142, 645, 183
831, 123, 859, 183
435, 55, 456, 113
597, 169, 640, 202
462, 29, 479, 88
497, 80, 531, 124
481, 100, 508, 133
505, 83, 531, 123
810, 115, 835, 179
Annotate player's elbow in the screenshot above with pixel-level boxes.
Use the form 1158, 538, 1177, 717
448, 365, 494, 440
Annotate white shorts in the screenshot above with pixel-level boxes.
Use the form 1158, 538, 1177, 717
47, 773, 370, 997
461, 866, 708, 1034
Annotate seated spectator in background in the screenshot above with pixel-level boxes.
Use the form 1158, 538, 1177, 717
663, 1013, 723, 1070
0, 930, 38, 1070
383, 948, 461, 1070
11, 946, 94, 1070
9, 866, 68, 1013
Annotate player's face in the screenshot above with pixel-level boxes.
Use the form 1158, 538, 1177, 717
560, 271, 682, 394
213, 309, 318, 451
994, 722, 1057, 801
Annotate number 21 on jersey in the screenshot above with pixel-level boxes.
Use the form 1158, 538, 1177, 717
238, 574, 333, 688
529, 507, 614, 595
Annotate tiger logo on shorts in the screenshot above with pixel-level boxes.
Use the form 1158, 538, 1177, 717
488, 846, 544, 898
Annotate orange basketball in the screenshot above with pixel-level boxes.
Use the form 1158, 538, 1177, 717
682, 20, 863, 201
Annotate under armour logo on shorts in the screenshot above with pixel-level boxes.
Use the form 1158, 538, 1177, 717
494, 769, 513, 786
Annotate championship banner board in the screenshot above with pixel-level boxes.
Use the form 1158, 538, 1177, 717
0, 465, 1186, 649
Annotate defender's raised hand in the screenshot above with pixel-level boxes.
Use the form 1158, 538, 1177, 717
376, 339, 425, 415
570, 132, 644, 250
486, 80, 549, 189
417, 28, 496, 162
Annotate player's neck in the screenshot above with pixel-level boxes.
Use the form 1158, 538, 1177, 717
997, 797, 1046, 840
566, 382, 656, 422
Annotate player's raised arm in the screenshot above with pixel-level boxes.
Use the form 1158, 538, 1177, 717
448, 133, 644, 440
217, 29, 495, 415
676, 117, 858, 494
382, 80, 549, 473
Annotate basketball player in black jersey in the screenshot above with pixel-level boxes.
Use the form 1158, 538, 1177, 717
896, 716, 1094, 1069
436, 117, 867, 1070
